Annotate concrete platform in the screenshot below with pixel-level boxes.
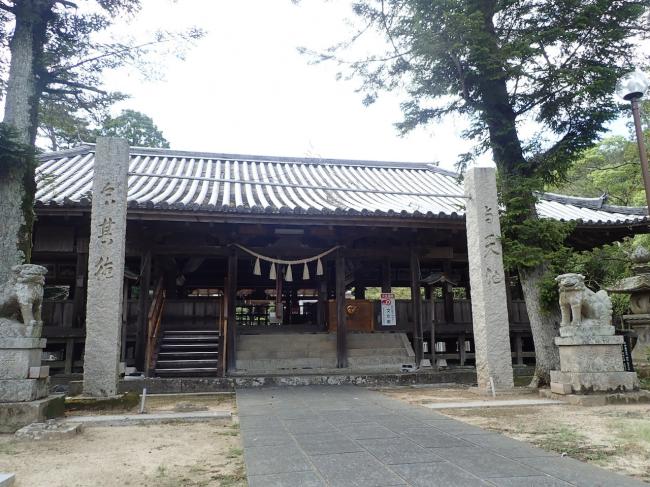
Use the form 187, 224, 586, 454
115, 369, 478, 394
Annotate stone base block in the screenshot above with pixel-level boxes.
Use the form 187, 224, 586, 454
0, 394, 65, 433
540, 388, 650, 406
0, 379, 48, 402
0, 319, 42, 338
559, 325, 614, 338
15, 420, 82, 440
624, 318, 650, 364
550, 370, 639, 394
0, 473, 15, 487
0, 349, 42, 380
0, 337, 46, 349
550, 382, 572, 395
28, 366, 49, 379
555, 336, 625, 373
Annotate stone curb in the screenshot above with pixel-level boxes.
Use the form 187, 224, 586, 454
63, 410, 231, 427
422, 398, 565, 410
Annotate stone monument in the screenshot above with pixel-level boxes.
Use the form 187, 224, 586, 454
464, 166, 515, 393
83, 137, 129, 397
0, 264, 64, 432
550, 273, 639, 394
607, 245, 650, 365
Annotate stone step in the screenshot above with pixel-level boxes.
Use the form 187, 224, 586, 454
160, 343, 219, 350
155, 367, 219, 376
162, 336, 219, 342
158, 351, 219, 358
156, 359, 219, 368
165, 330, 219, 335
236, 358, 339, 371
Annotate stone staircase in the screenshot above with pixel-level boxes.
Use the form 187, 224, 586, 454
235, 332, 415, 374
154, 330, 220, 377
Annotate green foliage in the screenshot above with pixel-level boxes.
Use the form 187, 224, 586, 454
311, 0, 649, 282
536, 242, 633, 313
551, 100, 650, 207
0, 123, 35, 177
97, 110, 170, 148
40, 105, 170, 150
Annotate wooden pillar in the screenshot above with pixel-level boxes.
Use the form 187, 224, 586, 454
442, 262, 454, 324
121, 279, 129, 363
226, 248, 238, 372
72, 237, 88, 328
317, 278, 327, 331
381, 261, 391, 293
427, 285, 436, 366
515, 332, 524, 365
458, 332, 466, 366
410, 249, 423, 366
354, 285, 365, 300
336, 249, 348, 368
135, 250, 151, 371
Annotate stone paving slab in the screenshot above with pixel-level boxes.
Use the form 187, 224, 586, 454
236, 385, 650, 486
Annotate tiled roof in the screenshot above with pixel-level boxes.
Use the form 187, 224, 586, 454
35, 145, 648, 225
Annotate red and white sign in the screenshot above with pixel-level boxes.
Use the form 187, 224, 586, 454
380, 292, 396, 326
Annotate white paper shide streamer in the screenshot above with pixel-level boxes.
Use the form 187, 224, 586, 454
235, 244, 340, 282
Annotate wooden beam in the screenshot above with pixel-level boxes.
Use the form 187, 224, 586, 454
410, 248, 423, 366
336, 249, 348, 368
226, 247, 238, 373
135, 250, 151, 371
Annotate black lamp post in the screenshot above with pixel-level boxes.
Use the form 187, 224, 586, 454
617, 70, 650, 213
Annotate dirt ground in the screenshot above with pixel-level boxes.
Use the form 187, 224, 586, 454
380, 385, 650, 482
0, 394, 245, 487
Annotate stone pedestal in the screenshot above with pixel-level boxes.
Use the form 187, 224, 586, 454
0, 319, 48, 398
622, 314, 650, 364
0, 316, 64, 432
551, 334, 639, 394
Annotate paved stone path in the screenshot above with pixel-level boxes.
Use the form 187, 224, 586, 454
236, 385, 649, 487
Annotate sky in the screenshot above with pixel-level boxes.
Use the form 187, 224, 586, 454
101, 0, 634, 172
101, 0, 479, 171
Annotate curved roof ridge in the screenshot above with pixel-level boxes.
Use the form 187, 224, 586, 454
38, 143, 459, 173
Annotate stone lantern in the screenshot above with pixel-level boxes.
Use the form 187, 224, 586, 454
607, 245, 650, 364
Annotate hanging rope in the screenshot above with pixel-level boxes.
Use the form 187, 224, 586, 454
233, 243, 341, 280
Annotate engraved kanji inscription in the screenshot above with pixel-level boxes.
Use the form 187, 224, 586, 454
94, 256, 114, 279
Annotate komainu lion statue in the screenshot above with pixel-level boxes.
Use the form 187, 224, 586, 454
556, 273, 612, 327
0, 264, 47, 325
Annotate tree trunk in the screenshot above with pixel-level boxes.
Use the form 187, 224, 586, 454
0, 0, 50, 284
471, 1, 559, 388
519, 265, 561, 387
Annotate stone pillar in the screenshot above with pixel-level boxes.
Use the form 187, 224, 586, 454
82, 137, 129, 397
464, 166, 514, 392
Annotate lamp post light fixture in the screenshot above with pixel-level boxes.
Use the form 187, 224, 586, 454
616, 69, 650, 213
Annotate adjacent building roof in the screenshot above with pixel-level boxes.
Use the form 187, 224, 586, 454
35, 144, 648, 226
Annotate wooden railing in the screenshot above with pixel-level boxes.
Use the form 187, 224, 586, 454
145, 276, 166, 376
